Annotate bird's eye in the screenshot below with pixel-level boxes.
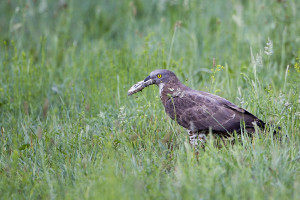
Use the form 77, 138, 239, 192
157, 74, 162, 78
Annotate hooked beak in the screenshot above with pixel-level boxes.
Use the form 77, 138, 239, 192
144, 75, 151, 82
144, 75, 155, 85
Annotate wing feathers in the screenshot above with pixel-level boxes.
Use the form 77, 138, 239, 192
164, 89, 262, 134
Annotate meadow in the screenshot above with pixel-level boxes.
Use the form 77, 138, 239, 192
0, 0, 300, 199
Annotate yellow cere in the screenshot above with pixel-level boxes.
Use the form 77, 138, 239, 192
157, 74, 162, 78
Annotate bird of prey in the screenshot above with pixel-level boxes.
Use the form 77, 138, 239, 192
128, 69, 266, 145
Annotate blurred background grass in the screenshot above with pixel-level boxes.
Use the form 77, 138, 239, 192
0, 0, 300, 199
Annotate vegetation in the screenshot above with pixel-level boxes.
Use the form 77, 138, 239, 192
0, 0, 300, 199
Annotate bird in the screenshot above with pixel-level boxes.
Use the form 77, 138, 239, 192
135, 69, 268, 145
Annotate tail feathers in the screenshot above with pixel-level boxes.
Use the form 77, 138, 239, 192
258, 121, 281, 134
272, 125, 281, 135
254, 119, 281, 135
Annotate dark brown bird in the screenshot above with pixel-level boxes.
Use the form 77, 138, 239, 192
141, 69, 266, 145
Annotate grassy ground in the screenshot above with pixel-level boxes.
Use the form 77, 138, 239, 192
0, 0, 300, 199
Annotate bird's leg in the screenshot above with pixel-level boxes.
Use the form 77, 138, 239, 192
197, 132, 207, 144
197, 132, 207, 152
187, 131, 207, 148
188, 131, 199, 146
187, 131, 206, 155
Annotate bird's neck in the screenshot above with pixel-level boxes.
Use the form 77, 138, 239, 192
158, 79, 189, 106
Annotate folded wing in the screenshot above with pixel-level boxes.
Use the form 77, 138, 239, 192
164, 90, 264, 134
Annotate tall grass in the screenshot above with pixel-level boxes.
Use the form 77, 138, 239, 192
0, 0, 300, 199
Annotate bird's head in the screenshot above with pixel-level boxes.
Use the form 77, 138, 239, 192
128, 69, 182, 96
144, 69, 177, 86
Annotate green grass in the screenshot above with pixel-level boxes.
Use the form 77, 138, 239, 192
0, 0, 300, 199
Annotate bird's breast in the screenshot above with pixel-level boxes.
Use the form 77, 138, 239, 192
160, 85, 186, 108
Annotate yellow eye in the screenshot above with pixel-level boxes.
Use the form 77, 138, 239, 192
157, 74, 162, 78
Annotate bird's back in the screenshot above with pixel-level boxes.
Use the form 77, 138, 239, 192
162, 85, 264, 135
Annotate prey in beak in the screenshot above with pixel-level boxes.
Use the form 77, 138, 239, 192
127, 76, 154, 96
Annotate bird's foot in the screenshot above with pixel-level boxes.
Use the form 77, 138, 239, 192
188, 131, 207, 146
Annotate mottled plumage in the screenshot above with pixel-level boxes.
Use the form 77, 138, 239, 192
138, 69, 266, 144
